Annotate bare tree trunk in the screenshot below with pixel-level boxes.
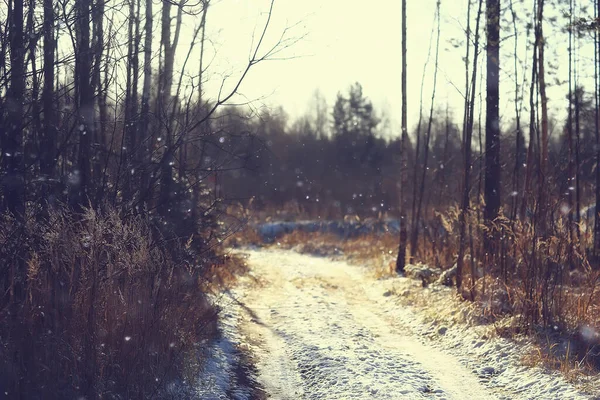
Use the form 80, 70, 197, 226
463, 0, 472, 144
594, 0, 600, 262
536, 0, 549, 235
191, 0, 210, 224
409, 9, 437, 260
509, 0, 524, 221
573, 26, 581, 243
198, 1, 209, 102
91, 0, 105, 203
172, 24, 201, 187
484, 0, 501, 245
41, 0, 56, 183
458, 0, 483, 292
3, 0, 25, 217
521, 28, 538, 222
438, 104, 452, 201
575, 78, 581, 242
536, 0, 552, 320
412, 0, 441, 260
564, 0, 578, 267
122, 0, 140, 203
4, 2, 26, 388
410, 110, 423, 260
139, 0, 153, 208
158, 0, 183, 216
26, 0, 40, 183
96, 12, 113, 205
396, 0, 408, 274
131, 0, 141, 197
567, 0, 574, 260
75, 0, 94, 208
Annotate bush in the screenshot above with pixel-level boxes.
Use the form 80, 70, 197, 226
0, 206, 218, 399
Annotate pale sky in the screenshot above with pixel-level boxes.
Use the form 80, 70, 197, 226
191, 0, 452, 132
179, 0, 596, 136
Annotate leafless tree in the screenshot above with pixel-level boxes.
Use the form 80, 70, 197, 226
484, 0, 501, 247
396, 0, 409, 274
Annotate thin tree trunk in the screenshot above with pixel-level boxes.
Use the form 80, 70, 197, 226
158, 0, 184, 216
3, 0, 25, 216
438, 103, 452, 201
594, 0, 600, 261
458, 0, 483, 292
92, 0, 105, 203
536, 0, 549, 236
192, 0, 209, 224
122, 0, 140, 203
26, 0, 40, 183
463, 0, 472, 144
573, 24, 581, 243
509, 0, 523, 221
412, 0, 441, 260
97, 14, 113, 205
575, 81, 581, 242
172, 24, 201, 184
396, 0, 408, 274
41, 0, 56, 183
131, 0, 141, 198
409, 9, 437, 260
139, 0, 153, 208
521, 25, 538, 223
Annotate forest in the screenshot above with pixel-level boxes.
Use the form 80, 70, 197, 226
1, 0, 600, 398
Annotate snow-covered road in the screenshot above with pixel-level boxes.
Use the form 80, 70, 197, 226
223, 249, 593, 400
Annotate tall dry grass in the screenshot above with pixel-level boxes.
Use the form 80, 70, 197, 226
412, 201, 600, 371
0, 206, 220, 399
423, 203, 600, 329
251, 205, 600, 371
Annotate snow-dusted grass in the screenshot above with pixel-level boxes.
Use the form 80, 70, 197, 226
268, 227, 600, 384
193, 303, 264, 400
373, 274, 600, 399
220, 248, 596, 399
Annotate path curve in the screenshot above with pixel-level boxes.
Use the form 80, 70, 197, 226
231, 249, 500, 400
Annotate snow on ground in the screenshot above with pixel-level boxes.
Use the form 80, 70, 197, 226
194, 308, 253, 400
254, 220, 401, 243
220, 248, 597, 400
373, 278, 599, 400
190, 298, 264, 400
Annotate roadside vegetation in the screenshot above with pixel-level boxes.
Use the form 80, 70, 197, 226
227, 211, 600, 385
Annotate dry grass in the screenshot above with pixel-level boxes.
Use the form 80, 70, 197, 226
418, 205, 600, 381
202, 252, 252, 290
520, 334, 600, 391
253, 212, 600, 384
223, 224, 264, 248
0, 206, 223, 399
222, 196, 600, 386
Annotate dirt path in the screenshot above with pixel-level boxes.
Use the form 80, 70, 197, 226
229, 249, 503, 399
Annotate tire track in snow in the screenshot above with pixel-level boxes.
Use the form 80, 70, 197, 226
231, 249, 498, 399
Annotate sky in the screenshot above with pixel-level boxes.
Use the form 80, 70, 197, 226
190, 0, 446, 133
179, 0, 597, 136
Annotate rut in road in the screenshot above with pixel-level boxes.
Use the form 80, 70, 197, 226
231, 249, 499, 400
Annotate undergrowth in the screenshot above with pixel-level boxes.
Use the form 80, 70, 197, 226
0, 206, 234, 399
231, 207, 600, 382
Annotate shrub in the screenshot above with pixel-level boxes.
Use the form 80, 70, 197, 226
0, 206, 218, 399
